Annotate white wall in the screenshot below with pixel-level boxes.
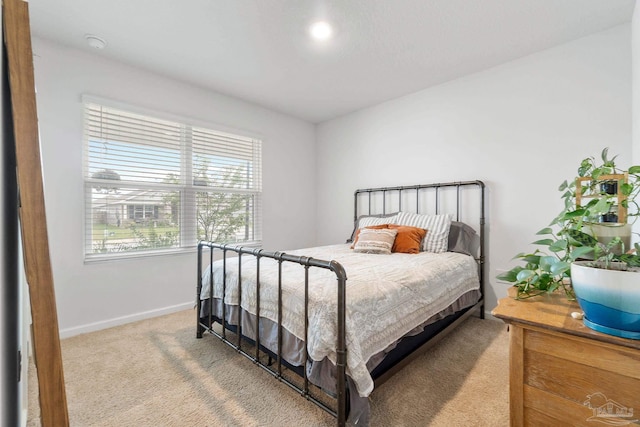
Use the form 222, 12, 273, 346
31, 22, 634, 335
32, 38, 317, 336
634, 4, 640, 246
634, 6, 640, 203
316, 25, 632, 314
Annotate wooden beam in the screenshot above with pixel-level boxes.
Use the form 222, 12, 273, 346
3, 0, 69, 425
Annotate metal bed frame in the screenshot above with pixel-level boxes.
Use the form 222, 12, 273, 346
196, 180, 485, 426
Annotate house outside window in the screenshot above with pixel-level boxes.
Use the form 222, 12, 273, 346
127, 204, 160, 222
84, 99, 262, 259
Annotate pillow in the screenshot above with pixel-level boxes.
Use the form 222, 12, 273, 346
353, 228, 398, 255
387, 225, 427, 254
393, 212, 452, 253
448, 221, 478, 256
350, 224, 389, 249
347, 213, 398, 243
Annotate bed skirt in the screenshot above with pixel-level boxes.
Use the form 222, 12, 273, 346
199, 289, 481, 424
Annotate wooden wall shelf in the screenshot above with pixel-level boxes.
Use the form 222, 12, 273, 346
575, 173, 628, 223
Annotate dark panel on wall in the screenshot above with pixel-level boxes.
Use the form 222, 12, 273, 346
1, 31, 20, 427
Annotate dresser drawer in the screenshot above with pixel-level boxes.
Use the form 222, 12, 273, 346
521, 329, 640, 426
494, 289, 640, 427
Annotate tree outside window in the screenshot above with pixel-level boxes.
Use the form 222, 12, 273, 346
84, 101, 262, 259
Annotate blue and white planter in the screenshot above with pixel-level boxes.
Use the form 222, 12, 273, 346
571, 261, 640, 340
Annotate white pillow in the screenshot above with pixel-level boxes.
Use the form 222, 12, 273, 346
357, 214, 398, 229
347, 213, 399, 243
393, 212, 452, 253
352, 228, 398, 255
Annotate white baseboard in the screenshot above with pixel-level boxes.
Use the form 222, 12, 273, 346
59, 302, 193, 339
21, 408, 28, 427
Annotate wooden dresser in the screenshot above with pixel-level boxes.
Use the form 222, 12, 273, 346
493, 288, 640, 427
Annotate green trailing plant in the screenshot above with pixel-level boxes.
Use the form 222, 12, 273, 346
498, 148, 640, 299
163, 159, 251, 243
130, 225, 178, 249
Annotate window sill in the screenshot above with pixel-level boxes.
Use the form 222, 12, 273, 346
84, 247, 196, 264
84, 241, 262, 264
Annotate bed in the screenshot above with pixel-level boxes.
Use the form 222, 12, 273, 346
196, 181, 486, 426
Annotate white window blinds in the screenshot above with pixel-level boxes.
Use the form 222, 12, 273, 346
84, 102, 262, 258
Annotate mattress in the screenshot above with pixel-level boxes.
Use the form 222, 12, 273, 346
200, 243, 480, 397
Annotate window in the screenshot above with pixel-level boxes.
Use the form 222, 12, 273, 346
84, 100, 262, 259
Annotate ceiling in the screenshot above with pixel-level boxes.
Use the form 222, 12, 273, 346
28, 0, 636, 123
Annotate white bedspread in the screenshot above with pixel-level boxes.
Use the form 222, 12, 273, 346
200, 244, 480, 397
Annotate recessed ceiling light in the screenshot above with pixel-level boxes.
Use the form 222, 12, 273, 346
309, 21, 333, 41
85, 34, 107, 50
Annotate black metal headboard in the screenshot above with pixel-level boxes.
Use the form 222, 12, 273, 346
353, 180, 486, 315
354, 180, 484, 220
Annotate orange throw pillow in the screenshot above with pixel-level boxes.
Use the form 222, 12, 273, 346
350, 224, 389, 249
388, 224, 427, 254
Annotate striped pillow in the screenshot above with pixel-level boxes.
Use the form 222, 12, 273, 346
393, 212, 452, 253
347, 213, 398, 243
352, 228, 398, 255
350, 224, 390, 249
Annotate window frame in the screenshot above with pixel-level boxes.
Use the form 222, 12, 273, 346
82, 96, 263, 261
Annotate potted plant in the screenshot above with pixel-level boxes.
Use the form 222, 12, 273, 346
497, 148, 640, 339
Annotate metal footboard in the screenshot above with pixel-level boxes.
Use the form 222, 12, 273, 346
196, 242, 349, 426
196, 180, 486, 426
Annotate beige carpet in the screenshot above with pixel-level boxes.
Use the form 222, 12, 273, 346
28, 310, 509, 426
